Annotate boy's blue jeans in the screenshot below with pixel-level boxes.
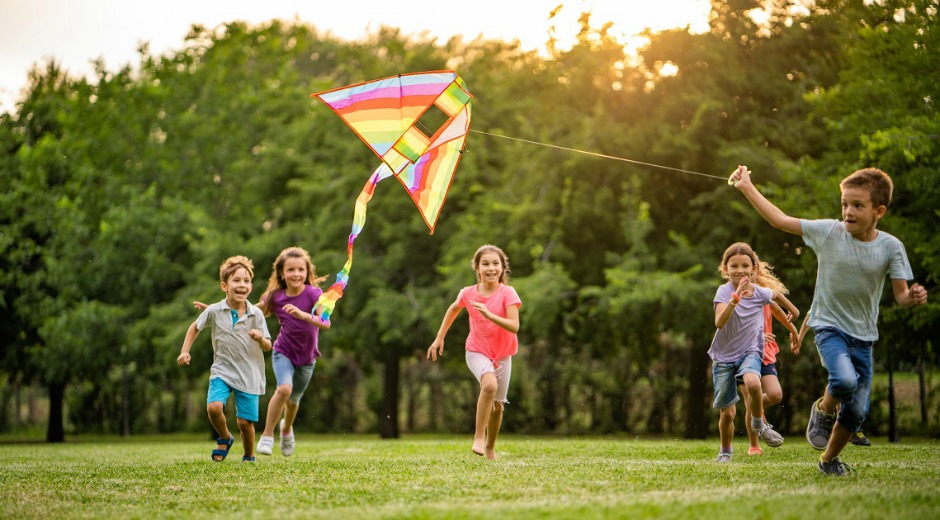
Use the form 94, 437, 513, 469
814, 327, 873, 432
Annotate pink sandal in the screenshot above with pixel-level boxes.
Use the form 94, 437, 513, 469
747, 446, 763, 456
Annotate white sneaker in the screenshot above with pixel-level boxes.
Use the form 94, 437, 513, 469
256, 435, 274, 456
280, 419, 295, 457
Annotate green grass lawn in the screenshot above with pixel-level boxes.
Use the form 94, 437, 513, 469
1, 434, 939, 519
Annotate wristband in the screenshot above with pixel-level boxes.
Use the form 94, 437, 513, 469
730, 292, 741, 304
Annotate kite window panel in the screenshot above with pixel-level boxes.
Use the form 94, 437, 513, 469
414, 103, 450, 141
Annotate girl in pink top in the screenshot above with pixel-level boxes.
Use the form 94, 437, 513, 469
427, 245, 522, 460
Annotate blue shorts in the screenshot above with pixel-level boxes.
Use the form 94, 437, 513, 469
272, 350, 316, 403
735, 362, 778, 384
712, 352, 762, 409
207, 378, 260, 422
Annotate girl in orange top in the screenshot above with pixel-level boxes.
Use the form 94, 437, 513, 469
427, 245, 522, 460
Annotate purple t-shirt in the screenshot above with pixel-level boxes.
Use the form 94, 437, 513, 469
268, 284, 323, 366
708, 282, 773, 363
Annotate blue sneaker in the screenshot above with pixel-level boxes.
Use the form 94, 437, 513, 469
806, 397, 835, 451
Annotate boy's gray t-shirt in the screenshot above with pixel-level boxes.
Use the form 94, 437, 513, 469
196, 299, 270, 395
802, 219, 913, 341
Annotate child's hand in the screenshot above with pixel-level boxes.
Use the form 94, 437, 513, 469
193, 301, 208, 310
469, 301, 494, 319
427, 339, 444, 361
911, 283, 928, 305
177, 352, 191, 366
284, 303, 313, 322
789, 331, 802, 355
248, 329, 262, 341
736, 275, 753, 298
763, 332, 775, 344
728, 165, 753, 189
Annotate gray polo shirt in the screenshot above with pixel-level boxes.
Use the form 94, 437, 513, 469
196, 299, 270, 395
802, 219, 913, 341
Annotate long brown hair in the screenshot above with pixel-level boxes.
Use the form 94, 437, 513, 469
258, 246, 327, 314
471, 244, 511, 284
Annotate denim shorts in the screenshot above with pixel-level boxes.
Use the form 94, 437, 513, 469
272, 350, 316, 404
712, 352, 763, 409
814, 327, 873, 432
207, 377, 259, 422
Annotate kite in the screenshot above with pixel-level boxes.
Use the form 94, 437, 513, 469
310, 71, 473, 324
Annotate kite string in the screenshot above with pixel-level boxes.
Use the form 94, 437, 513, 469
470, 129, 728, 181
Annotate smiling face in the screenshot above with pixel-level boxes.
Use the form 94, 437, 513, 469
841, 186, 885, 241
476, 252, 504, 285
281, 256, 308, 295
723, 253, 757, 289
221, 266, 253, 308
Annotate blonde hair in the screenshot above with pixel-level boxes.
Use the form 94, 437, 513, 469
219, 255, 254, 283
259, 246, 327, 314
471, 244, 511, 284
755, 260, 788, 294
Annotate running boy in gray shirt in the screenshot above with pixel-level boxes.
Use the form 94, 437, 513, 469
729, 166, 927, 476
178, 255, 272, 462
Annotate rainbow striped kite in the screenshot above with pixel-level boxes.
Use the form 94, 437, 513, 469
311, 71, 473, 323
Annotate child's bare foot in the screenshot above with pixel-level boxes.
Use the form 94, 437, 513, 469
485, 448, 497, 460
471, 438, 485, 456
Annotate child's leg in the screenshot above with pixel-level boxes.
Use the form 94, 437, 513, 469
207, 401, 233, 457
473, 372, 498, 455
719, 405, 736, 452
485, 402, 504, 460
742, 372, 764, 423
261, 385, 292, 437
282, 400, 299, 434
740, 384, 759, 449
237, 417, 255, 457
762, 374, 782, 408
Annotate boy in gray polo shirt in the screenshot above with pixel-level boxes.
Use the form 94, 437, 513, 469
178, 255, 272, 462
730, 166, 927, 476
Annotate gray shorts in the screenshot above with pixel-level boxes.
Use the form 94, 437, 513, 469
272, 350, 316, 403
465, 351, 512, 404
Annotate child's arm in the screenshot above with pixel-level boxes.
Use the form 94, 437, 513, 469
469, 301, 520, 334
283, 304, 331, 330
772, 292, 799, 322
715, 277, 750, 329
248, 329, 272, 351
770, 301, 801, 354
427, 300, 463, 361
892, 280, 928, 308
177, 322, 200, 365
794, 312, 811, 354
730, 166, 803, 236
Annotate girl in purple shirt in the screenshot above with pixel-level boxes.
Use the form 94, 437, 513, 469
254, 247, 330, 457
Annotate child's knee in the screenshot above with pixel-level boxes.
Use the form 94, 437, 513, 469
480, 375, 498, 395
275, 384, 293, 399
829, 376, 858, 398
236, 417, 253, 430
206, 401, 224, 416
720, 406, 736, 420
765, 388, 783, 405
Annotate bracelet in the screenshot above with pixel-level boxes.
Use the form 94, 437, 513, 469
730, 292, 741, 304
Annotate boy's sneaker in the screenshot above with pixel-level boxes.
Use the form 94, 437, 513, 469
849, 430, 871, 447
256, 435, 275, 456
758, 424, 784, 447
280, 419, 295, 457
715, 452, 732, 463
817, 457, 856, 477
806, 397, 835, 451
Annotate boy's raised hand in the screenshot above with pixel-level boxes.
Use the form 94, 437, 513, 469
911, 283, 928, 305
728, 165, 753, 189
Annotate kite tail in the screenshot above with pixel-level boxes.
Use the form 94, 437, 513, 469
314, 166, 392, 324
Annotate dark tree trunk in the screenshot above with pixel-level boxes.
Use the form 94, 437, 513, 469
380, 350, 400, 439
46, 380, 66, 443
684, 348, 708, 439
